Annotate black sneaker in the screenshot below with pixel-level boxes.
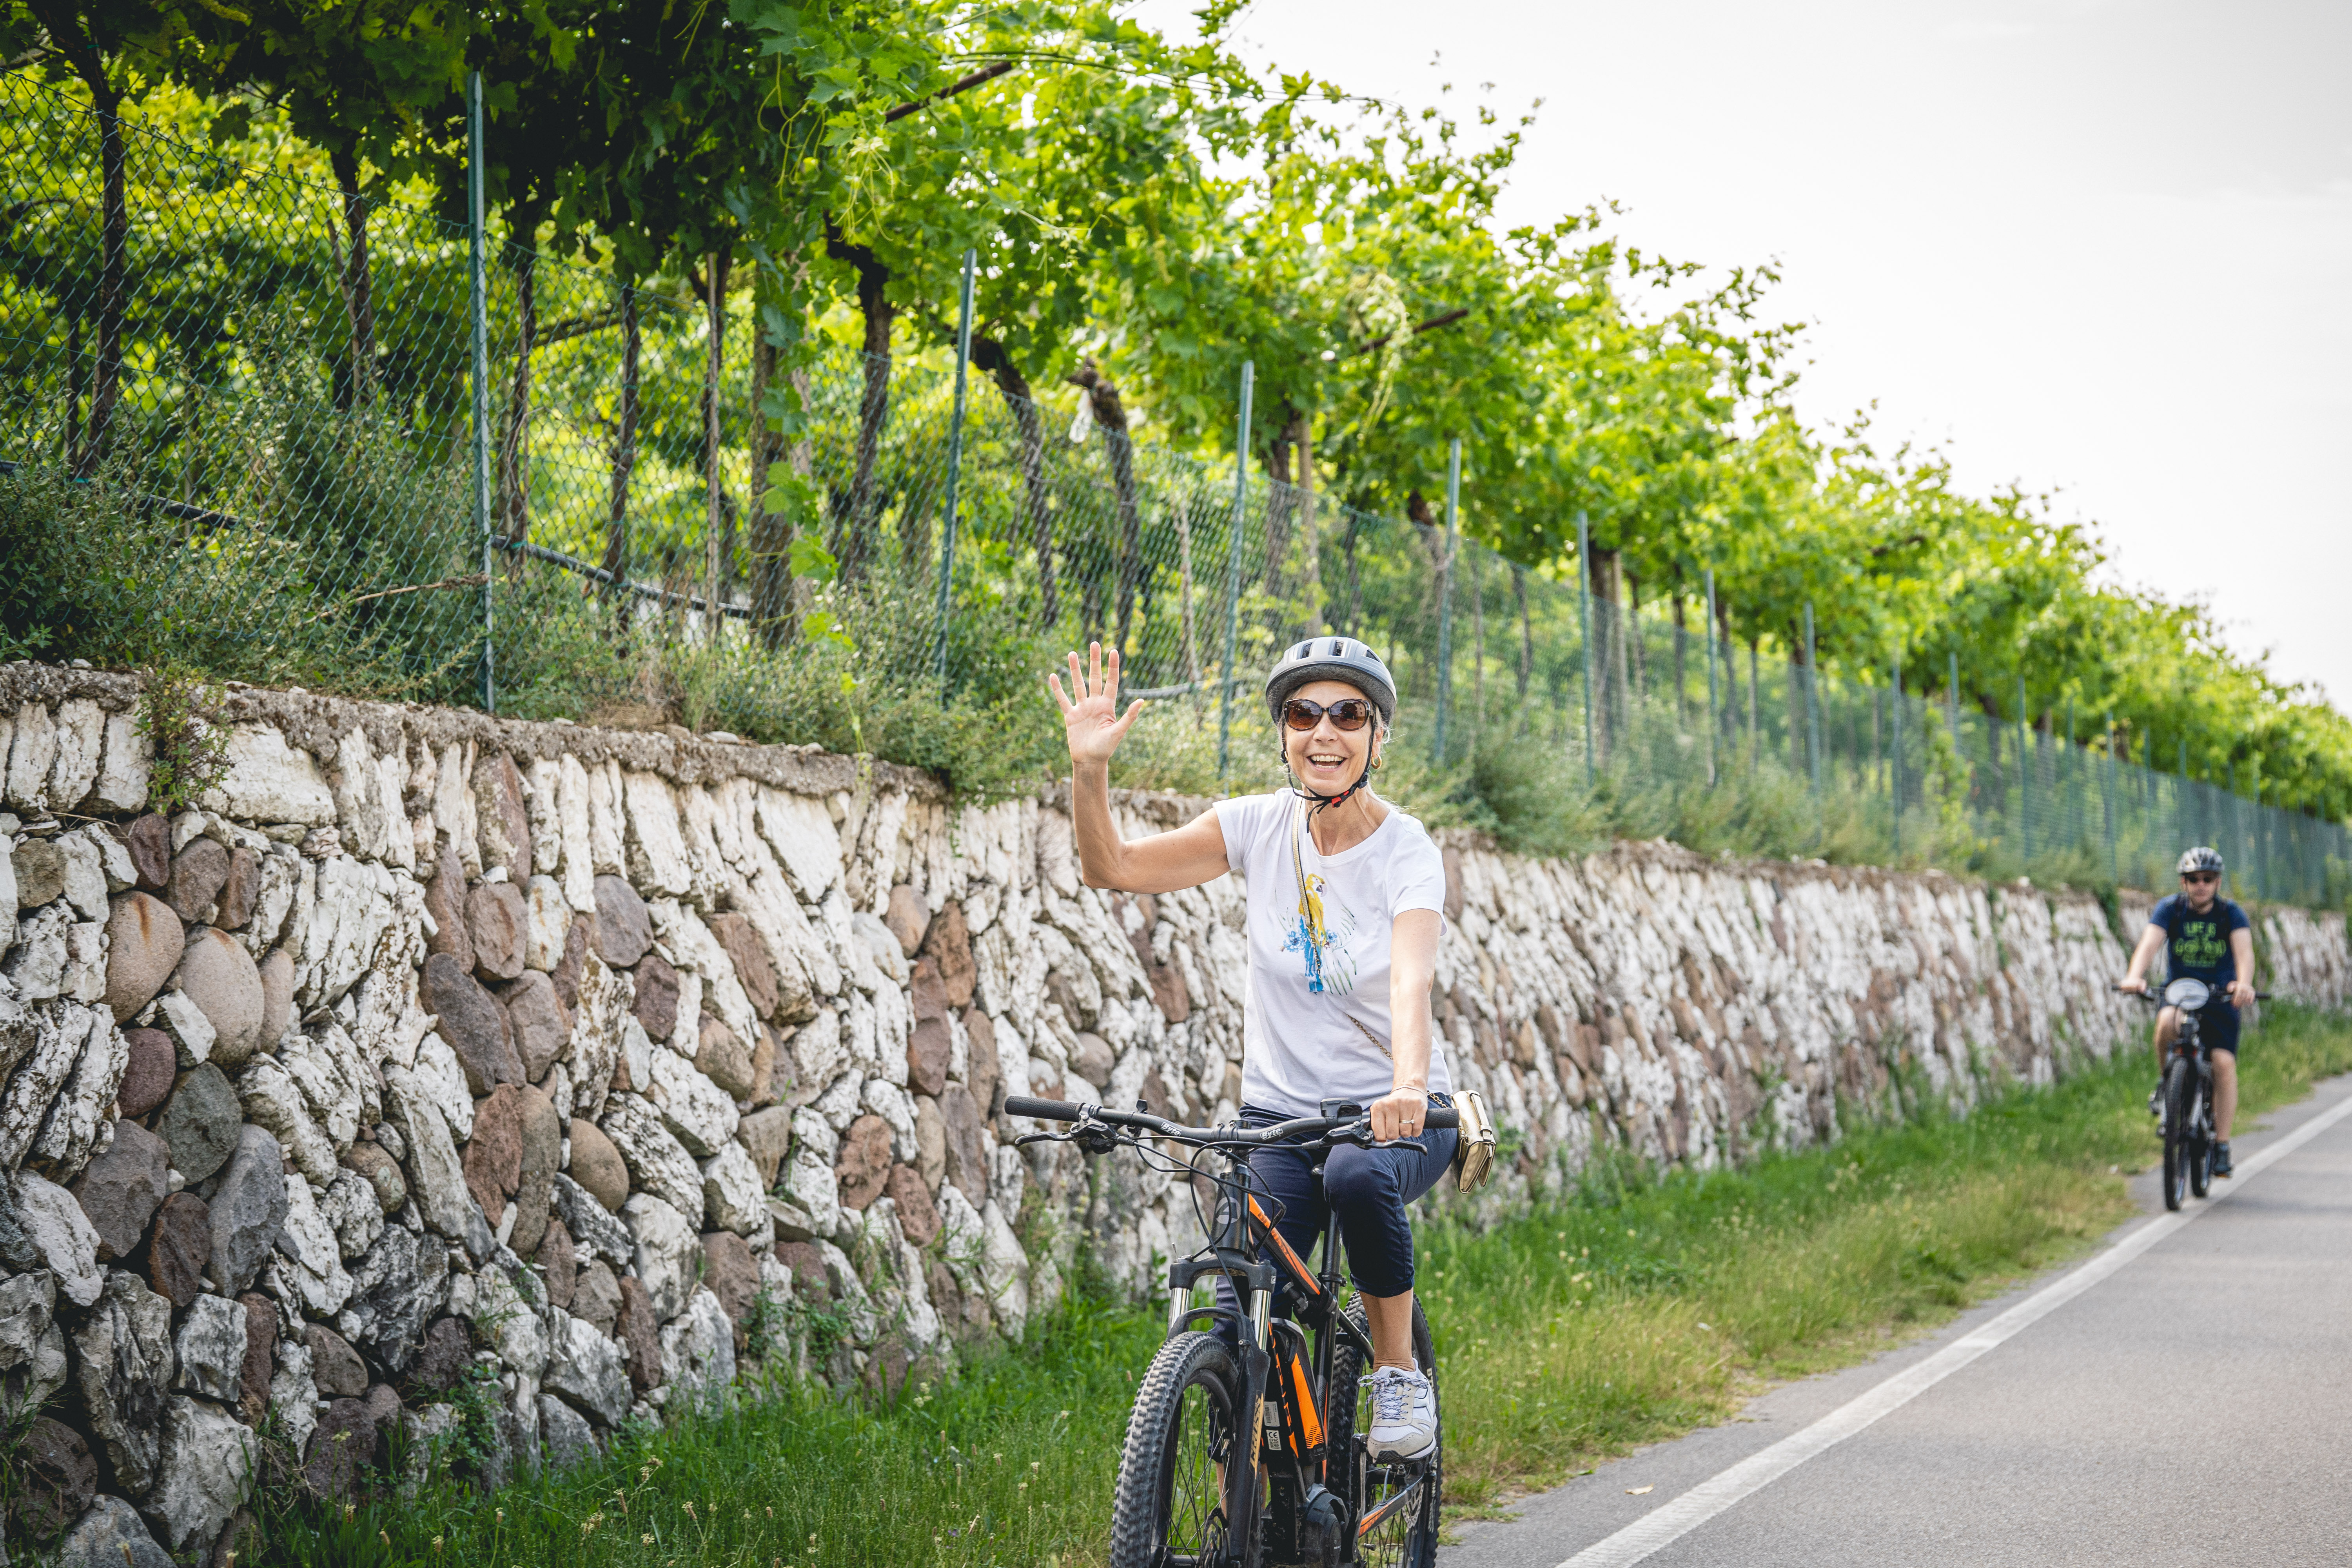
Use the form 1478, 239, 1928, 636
2212, 1141, 2233, 1178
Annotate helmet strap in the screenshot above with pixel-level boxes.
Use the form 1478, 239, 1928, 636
1278, 730, 1377, 819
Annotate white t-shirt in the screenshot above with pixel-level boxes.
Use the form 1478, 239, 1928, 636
1213, 789, 1453, 1117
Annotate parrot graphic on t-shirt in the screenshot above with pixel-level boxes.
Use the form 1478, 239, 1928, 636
1284, 872, 1360, 995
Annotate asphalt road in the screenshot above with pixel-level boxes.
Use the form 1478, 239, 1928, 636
1441, 1073, 2352, 1568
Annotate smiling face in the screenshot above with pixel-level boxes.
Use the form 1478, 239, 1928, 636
1281, 678, 1385, 795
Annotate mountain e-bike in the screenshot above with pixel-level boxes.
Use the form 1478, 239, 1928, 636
1004, 1094, 1459, 1568
2123, 978, 2255, 1210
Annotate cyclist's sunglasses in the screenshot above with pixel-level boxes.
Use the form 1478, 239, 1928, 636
1281, 698, 1375, 732
2181, 871, 2220, 884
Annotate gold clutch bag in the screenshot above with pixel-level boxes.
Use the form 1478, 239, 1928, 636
1452, 1090, 1497, 1192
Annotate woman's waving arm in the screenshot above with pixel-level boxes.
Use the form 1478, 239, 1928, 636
1050, 643, 1231, 894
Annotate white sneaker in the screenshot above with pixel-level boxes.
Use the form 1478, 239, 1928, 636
1367, 1366, 1438, 1461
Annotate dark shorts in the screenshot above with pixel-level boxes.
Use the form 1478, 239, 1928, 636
1221, 1095, 1458, 1307
2195, 999, 2241, 1056
2167, 998, 2239, 1056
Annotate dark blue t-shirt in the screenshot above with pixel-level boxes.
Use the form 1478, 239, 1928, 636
2149, 894, 2250, 989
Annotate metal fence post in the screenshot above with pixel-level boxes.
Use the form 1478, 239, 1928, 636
1890, 652, 1902, 860
1432, 437, 1460, 764
468, 71, 493, 713
2017, 673, 2031, 864
2176, 736, 2188, 858
1578, 511, 1595, 786
2103, 712, 2118, 885
933, 248, 976, 693
2227, 760, 2239, 884
2250, 770, 2263, 901
1216, 360, 1253, 779
1803, 602, 1819, 794
1703, 567, 1718, 788
2066, 698, 2079, 854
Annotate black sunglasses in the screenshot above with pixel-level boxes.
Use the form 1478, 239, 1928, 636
2181, 872, 2219, 884
1282, 698, 1375, 732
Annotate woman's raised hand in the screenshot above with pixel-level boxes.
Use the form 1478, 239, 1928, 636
1049, 643, 1144, 769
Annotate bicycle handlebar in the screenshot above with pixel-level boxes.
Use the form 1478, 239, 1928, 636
2113, 985, 2271, 1001
1002, 1094, 1459, 1144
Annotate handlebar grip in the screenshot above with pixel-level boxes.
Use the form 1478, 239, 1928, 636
1003, 1095, 1083, 1122
1425, 1107, 1459, 1130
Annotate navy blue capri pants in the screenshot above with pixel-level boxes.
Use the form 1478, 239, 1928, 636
1219, 1094, 1459, 1312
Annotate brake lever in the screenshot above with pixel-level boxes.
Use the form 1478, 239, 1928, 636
1018, 1116, 1125, 1155
1325, 1118, 1429, 1156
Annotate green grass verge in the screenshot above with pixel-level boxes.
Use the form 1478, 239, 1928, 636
253, 1005, 2352, 1568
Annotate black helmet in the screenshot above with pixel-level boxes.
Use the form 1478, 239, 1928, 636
1263, 637, 1397, 729
2178, 846, 2225, 875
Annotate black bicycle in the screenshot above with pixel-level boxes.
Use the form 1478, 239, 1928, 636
2123, 978, 2239, 1210
1004, 1093, 1459, 1568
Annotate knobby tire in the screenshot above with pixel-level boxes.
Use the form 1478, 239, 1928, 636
1110, 1330, 1245, 1568
2162, 1055, 2192, 1212
2189, 1070, 2213, 1200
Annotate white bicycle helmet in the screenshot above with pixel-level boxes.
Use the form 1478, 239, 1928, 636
2178, 846, 2225, 875
1263, 637, 1397, 729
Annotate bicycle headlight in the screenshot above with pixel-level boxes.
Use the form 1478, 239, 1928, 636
2163, 978, 2212, 1011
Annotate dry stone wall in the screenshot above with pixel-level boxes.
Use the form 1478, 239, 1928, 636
0, 664, 2343, 1561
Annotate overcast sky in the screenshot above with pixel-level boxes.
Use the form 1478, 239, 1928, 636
1132, 0, 2352, 706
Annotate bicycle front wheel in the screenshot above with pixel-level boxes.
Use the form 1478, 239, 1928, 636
1328, 1298, 1441, 1568
2161, 1055, 2192, 1211
2188, 1075, 2214, 1199
1109, 1330, 1246, 1568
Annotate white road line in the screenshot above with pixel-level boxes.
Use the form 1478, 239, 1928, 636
1556, 1087, 2352, 1568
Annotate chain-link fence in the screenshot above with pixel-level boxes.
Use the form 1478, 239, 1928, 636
1560, 595, 2350, 905
4, 73, 2346, 907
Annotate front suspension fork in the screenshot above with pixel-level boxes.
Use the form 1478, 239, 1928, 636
1221, 1284, 1274, 1565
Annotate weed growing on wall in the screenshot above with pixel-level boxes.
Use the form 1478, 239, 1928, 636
137, 664, 232, 815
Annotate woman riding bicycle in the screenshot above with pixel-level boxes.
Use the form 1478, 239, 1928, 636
1049, 636, 1458, 1461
